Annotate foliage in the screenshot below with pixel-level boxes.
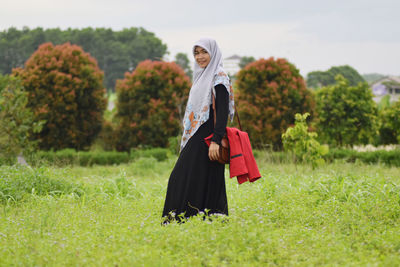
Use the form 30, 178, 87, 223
378, 100, 400, 144
13, 42, 107, 151
282, 113, 328, 168
174, 52, 193, 79
130, 147, 170, 162
167, 135, 181, 155
0, 162, 400, 265
238, 56, 256, 69
114, 60, 191, 151
235, 57, 315, 149
377, 94, 391, 111
362, 73, 385, 83
0, 75, 43, 164
326, 147, 400, 166
0, 27, 168, 89
29, 149, 131, 166
307, 65, 365, 88
94, 120, 117, 151
315, 75, 378, 146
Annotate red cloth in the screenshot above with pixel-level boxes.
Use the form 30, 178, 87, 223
204, 127, 261, 184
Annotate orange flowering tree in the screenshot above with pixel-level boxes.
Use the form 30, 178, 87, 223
235, 57, 315, 149
13, 42, 107, 150
115, 60, 191, 151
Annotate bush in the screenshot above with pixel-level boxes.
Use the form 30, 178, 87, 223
12, 42, 107, 151
315, 75, 378, 146
31, 149, 130, 166
130, 147, 169, 162
326, 148, 400, 166
0, 74, 43, 164
114, 60, 191, 151
378, 101, 400, 145
28, 148, 170, 166
235, 57, 315, 149
282, 113, 328, 168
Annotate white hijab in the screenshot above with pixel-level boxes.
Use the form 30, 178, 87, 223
180, 37, 234, 151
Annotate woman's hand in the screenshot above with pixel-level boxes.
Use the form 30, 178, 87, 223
208, 142, 220, 161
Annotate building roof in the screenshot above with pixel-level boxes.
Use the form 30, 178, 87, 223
225, 54, 242, 60
372, 76, 400, 85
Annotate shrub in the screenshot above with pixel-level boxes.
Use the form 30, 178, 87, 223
12, 42, 107, 151
130, 147, 169, 162
326, 148, 400, 167
315, 75, 378, 146
282, 113, 328, 168
235, 57, 315, 149
0, 75, 43, 164
30, 149, 130, 166
114, 60, 191, 151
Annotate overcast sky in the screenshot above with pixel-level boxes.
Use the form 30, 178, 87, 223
1, 0, 399, 76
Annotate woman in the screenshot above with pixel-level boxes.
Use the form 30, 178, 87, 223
162, 37, 235, 223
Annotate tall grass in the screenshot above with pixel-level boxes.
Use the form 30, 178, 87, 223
0, 158, 399, 266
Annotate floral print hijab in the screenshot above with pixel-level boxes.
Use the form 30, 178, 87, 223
180, 37, 235, 151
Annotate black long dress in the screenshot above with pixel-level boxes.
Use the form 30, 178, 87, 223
162, 84, 229, 222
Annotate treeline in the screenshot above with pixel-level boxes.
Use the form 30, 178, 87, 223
2, 36, 400, 165
0, 27, 167, 89
306, 65, 366, 88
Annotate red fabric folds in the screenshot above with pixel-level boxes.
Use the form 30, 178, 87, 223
204, 127, 261, 184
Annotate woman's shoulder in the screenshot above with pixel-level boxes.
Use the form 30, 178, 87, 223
213, 70, 230, 88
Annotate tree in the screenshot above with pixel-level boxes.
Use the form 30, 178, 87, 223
315, 75, 378, 146
235, 57, 315, 149
363, 73, 385, 83
307, 65, 365, 89
0, 75, 43, 163
12, 42, 107, 150
0, 27, 168, 89
174, 53, 192, 79
239, 56, 255, 69
114, 60, 191, 151
378, 100, 400, 144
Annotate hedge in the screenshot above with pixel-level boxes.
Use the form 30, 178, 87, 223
326, 148, 400, 166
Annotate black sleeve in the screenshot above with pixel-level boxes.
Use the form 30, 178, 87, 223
211, 84, 229, 145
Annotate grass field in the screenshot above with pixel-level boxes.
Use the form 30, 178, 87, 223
1, 155, 400, 266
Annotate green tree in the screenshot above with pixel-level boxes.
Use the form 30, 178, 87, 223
235, 57, 315, 149
13, 42, 107, 150
378, 100, 400, 144
174, 53, 192, 79
0, 75, 43, 164
239, 56, 255, 69
315, 75, 378, 146
0, 27, 168, 89
363, 73, 385, 83
114, 60, 191, 151
307, 65, 365, 89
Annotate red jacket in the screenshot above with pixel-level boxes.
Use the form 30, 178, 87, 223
205, 127, 261, 184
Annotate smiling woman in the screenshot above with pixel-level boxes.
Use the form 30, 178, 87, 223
194, 46, 211, 68
162, 37, 235, 223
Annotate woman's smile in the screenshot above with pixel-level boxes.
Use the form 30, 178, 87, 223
194, 46, 211, 68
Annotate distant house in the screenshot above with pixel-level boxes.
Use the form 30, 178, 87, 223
371, 76, 400, 103
223, 55, 242, 76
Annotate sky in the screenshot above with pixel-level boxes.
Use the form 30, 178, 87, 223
1, 0, 399, 76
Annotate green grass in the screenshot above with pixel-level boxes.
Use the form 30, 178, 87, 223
1, 157, 400, 266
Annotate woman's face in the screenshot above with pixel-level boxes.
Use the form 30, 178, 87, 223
194, 46, 211, 68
